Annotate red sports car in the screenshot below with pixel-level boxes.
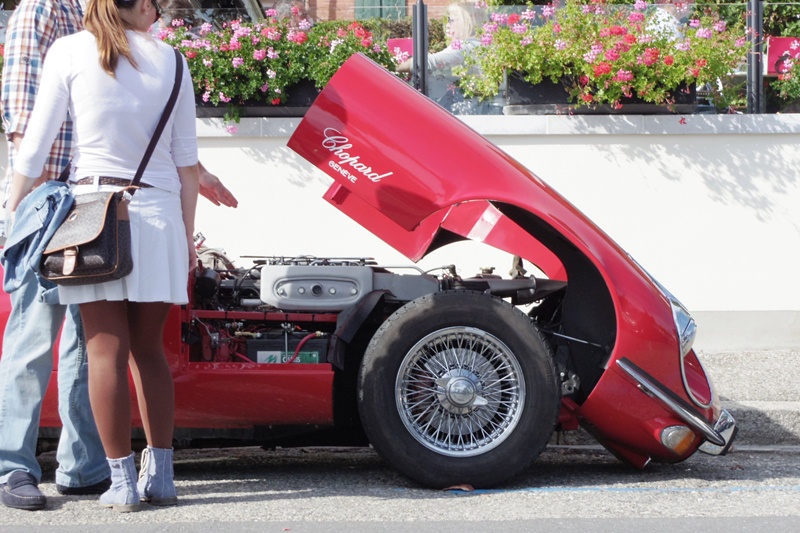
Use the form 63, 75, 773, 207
0, 54, 736, 488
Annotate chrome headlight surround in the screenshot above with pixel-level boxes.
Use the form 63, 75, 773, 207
628, 257, 710, 409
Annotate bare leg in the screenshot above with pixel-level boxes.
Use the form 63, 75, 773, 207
79, 301, 131, 459
127, 302, 174, 448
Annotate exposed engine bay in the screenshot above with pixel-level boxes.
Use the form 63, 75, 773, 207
186, 237, 568, 370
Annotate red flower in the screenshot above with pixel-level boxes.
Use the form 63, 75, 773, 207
508, 13, 520, 25
664, 55, 675, 66
640, 47, 659, 66
593, 62, 612, 77
579, 75, 589, 86
696, 59, 708, 68
624, 33, 637, 45
185, 50, 197, 59
581, 93, 594, 103
271, 97, 282, 105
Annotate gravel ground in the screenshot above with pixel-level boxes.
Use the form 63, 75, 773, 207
0, 445, 798, 529
697, 349, 800, 402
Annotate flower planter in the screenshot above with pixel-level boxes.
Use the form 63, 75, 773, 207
503, 72, 702, 115
195, 79, 320, 119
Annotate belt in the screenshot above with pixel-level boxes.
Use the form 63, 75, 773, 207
74, 176, 153, 188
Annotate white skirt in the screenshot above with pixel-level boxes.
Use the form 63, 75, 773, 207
57, 184, 190, 305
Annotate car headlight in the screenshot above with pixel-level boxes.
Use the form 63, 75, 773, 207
669, 296, 696, 359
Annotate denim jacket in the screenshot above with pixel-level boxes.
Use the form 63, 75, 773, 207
0, 180, 74, 294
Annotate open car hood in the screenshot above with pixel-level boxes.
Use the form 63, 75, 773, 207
286, 53, 600, 281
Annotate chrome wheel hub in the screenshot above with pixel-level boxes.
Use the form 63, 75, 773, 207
396, 327, 525, 457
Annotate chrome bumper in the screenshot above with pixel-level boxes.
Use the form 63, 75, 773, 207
617, 358, 738, 453
698, 408, 737, 455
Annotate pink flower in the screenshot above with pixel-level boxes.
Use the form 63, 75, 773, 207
202, 91, 210, 102
172, 18, 184, 27
262, 27, 282, 41
629, 12, 644, 23
219, 92, 231, 103
613, 69, 634, 82
491, 13, 508, 24
232, 57, 244, 68
696, 28, 713, 39
264, 8, 278, 17
288, 30, 308, 44
253, 49, 267, 61
226, 125, 238, 134
260, 82, 269, 92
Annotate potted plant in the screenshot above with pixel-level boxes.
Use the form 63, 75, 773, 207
158, 10, 396, 122
458, 0, 748, 113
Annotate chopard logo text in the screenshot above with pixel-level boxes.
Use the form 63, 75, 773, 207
322, 128, 394, 184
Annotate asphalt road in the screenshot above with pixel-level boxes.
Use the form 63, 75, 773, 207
1, 445, 798, 532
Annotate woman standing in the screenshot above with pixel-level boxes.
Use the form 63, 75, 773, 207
6, 0, 198, 513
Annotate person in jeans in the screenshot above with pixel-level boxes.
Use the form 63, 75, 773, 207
0, 0, 236, 511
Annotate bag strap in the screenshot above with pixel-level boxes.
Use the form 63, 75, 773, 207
131, 48, 183, 189
58, 48, 184, 187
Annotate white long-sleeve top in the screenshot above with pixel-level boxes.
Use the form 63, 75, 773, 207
15, 29, 198, 193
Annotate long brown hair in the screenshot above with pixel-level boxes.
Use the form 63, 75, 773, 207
84, 0, 138, 77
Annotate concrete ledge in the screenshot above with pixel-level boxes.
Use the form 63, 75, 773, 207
195, 113, 800, 139
694, 312, 800, 352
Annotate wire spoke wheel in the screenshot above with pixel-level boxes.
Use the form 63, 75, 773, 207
358, 291, 559, 488
397, 327, 524, 457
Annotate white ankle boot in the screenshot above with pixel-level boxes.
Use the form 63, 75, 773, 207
137, 446, 178, 506
99, 453, 141, 512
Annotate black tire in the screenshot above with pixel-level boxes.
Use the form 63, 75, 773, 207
357, 290, 559, 488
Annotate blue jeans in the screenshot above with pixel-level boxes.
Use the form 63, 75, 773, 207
0, 267, 108, 487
